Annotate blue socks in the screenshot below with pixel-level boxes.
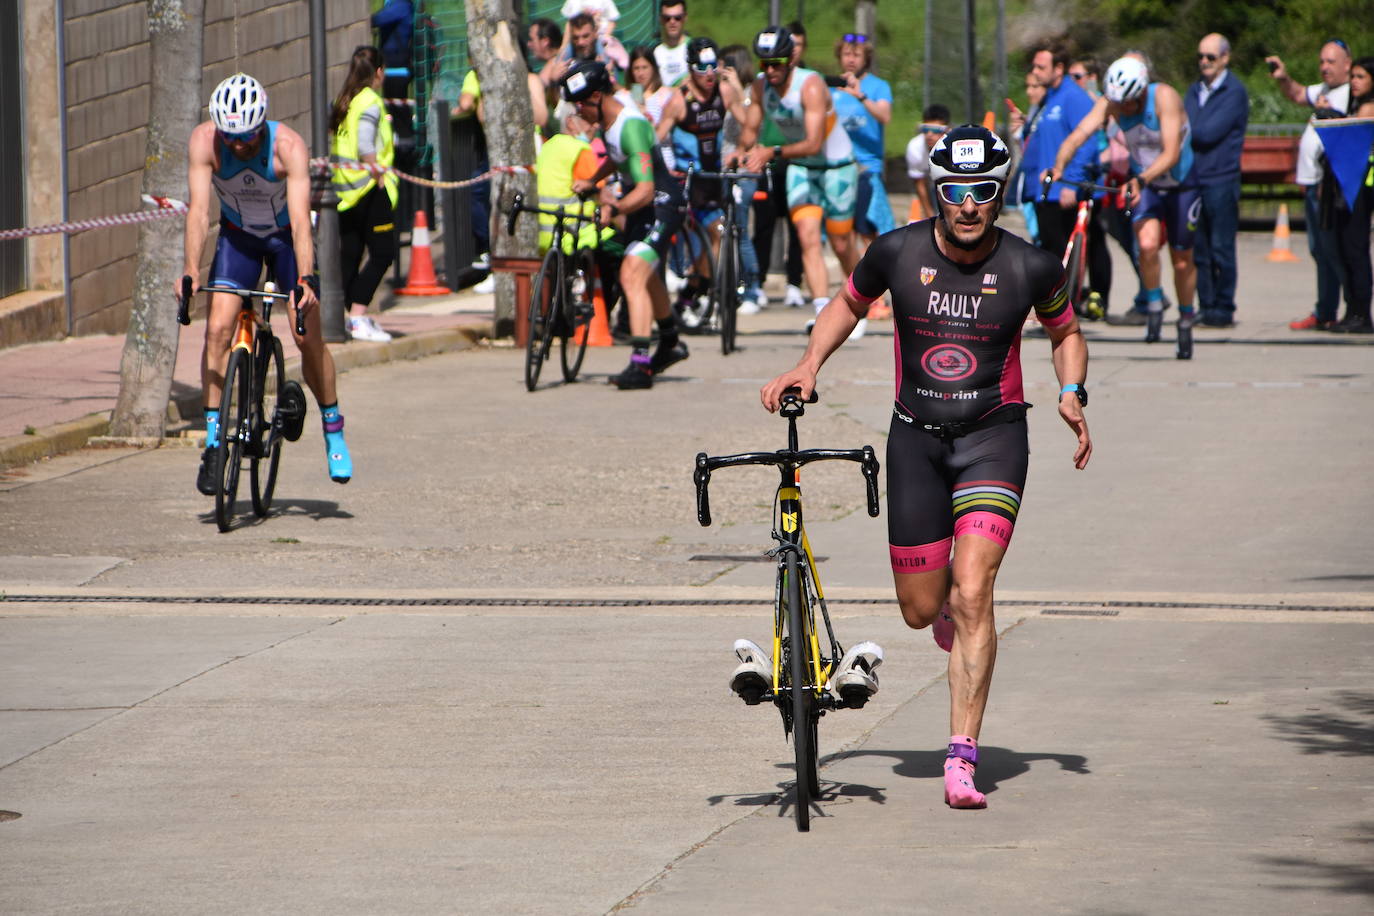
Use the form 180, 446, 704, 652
320, 404, 352, 484
204, 408, 220, 448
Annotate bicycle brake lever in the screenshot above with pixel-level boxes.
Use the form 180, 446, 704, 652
177, 275, 193, 326
694, 453, 712, 527
862, 446, 881, 517
294, 286, 307, 337
507, 194, 523, 236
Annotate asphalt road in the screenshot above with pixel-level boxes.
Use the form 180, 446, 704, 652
1, 226, 1371, 913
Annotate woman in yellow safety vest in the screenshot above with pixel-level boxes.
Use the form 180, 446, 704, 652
330, 45, 400, 342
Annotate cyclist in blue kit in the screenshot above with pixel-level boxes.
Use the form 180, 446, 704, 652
762, 125, 1092, 810
181, 74, 353, 493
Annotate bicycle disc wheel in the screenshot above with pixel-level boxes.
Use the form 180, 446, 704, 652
560, 251, 593, 383
525, 250, 559, 391
784, 550, 816, 831
214, 349, 250, 532
251, 335, 285, 517
718, 227, 739, 356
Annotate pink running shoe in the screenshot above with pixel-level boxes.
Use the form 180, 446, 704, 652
944, 735, 987, 809
933, 602, 954, 652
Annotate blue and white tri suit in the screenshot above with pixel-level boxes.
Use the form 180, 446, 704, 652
209, 121, 300, 291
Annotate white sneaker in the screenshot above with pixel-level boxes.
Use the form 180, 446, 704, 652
828, 640, 883, 703
665, 269, 687, 296
750, 288, 769, 309
729, 638, 772, 704
473, 274, 496, 295
848, 318, 868, 341
784, 284, 806, 308
736, 299, 761, 316
348, 315, 392, 342
470, 252, 491, 271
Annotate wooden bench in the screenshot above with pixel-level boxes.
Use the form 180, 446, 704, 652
489, 255, 543, 347
1241, 135, 1300, 186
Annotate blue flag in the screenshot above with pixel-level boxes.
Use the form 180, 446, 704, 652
1314, 117, 1374, 210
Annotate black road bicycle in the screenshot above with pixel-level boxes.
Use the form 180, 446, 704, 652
694, 388, 881, 831
506, 194, 602, 391
682, 166, 768, 355
179, 276, 308, 532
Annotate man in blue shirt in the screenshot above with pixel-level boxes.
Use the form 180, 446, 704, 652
1018, 44, 1101, 309
1185, 33, 1248, 328
372, 0, 414, 98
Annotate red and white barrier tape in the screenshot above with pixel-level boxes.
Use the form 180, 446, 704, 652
311, 157, 534, 190
0, 195, 189, 241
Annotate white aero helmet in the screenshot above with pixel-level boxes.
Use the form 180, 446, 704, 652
209, 73, 268, 134
1104, 57, 1149, 104
927, 124, 1012, 185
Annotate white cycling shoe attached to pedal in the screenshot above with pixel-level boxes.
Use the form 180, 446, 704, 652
828, 641, 884, 705
729, 638, 772, 705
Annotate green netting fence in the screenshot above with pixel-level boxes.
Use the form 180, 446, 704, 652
411, 0, 659, 166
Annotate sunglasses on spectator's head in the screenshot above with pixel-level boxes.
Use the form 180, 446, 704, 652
759, 57, 789, 68
218, 127, 262, 143
1327, 38, 1349, 51
661, 13, 684, 22
842, 33, 869, 43
1197, 52, 1219, 62
937, 180, 1000, 205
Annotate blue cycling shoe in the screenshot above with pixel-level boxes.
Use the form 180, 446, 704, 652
321, 409, 352, 484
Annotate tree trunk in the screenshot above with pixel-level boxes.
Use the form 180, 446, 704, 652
110, 0, 205, 438
465, 0, 538, 336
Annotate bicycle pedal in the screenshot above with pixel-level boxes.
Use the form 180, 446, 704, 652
838, 686, 870, 709
278, 380, 307, 442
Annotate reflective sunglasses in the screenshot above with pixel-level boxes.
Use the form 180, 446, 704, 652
759, 57, 790, 68
937, 180, 1000, 205
919, 123, 949, 135
217, 127, 262, 144
842, 33, 869, 43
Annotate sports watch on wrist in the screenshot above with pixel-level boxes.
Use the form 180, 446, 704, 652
1061, 383, 1087, 406
773, 145, 784, 162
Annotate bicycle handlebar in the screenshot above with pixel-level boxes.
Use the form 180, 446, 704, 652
193, 282, 307, 338
506, 192, 602, 237
293, 286, 308, 337
1040, 173, 1131, 202
693, 445, 880, 527
682, 165, 771, 195
177, 275, 193, 326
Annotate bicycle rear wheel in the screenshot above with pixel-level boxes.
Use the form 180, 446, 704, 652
560, 250, 593, 383
215, 349, 250, 532
251, 334, 285, 517
718, 226, 739, 356
525, 250, 559, 391
669, 220, 715, 332
784, 550, 817, 831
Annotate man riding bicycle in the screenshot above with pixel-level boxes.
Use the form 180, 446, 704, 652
1051, 56, 1200, 357
563, 59, 689, 390
181, 73, 353, 493
655, 38, 750, 312
761, 125, 1093, 809
739, 26, 863, 339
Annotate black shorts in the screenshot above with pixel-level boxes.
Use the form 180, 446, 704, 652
622, 196, 684, 264
886, 410, 1029, 574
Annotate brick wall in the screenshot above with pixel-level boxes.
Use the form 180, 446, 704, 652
62, 0, 370, 336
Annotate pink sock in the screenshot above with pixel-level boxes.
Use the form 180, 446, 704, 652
944, 734, 987, 809
933, 602, 954, 652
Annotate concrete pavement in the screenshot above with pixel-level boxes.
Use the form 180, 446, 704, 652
1, 221, 1372, 914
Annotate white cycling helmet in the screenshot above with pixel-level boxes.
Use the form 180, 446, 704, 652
209, 73, 268, 134
927, 124, 1012, 185
1104, 57, 1149, 104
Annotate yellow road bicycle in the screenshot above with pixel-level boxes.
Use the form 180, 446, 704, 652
693, 388, 881, 831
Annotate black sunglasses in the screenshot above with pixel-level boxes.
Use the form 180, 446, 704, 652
661, 13, 684, 21
842, 33, 869, 44
1197, 52, 1219, 62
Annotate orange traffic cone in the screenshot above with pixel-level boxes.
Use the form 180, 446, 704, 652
573, 265, 613, 347
1265, 203, 1301, 263
982, 109, 996, 130
397, 211, 452, 295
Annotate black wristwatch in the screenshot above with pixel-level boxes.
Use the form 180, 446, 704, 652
773, 145, 784, 162
1061, 383, 1087, 406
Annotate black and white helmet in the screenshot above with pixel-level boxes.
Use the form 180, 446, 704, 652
209, 73, 268, 134
927, 124, 1012, 185
1104, 57, 1149, 103
752, 26, 795, 61
561, 59, 613, 102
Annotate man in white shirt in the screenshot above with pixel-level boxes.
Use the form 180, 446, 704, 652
652, 0, 690, 87
1268, 41, 1351, 330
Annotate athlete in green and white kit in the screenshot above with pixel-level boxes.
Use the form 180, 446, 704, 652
564, 59, 689, 390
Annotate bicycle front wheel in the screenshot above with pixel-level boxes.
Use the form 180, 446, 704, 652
215, 349, 250, 532
525, 250, 559, 391
784, 550, 817, 831
251, 334, 285, 517
560, 250, 593, 383
718, 226, 739, 356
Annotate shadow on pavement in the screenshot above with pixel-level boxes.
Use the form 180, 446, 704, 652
839, 745, 1092, 797
197, 499, 353, 528
1263, 690, 1374, 757
1254, 821, 1374, 899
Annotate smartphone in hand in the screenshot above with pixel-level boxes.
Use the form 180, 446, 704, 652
824, 75, 848, 89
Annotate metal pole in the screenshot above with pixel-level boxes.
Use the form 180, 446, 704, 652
310, 0, 346, 343
769, 0, 780, 27
964, 0, 978, 123
995, 0, 1006, 135
922, 0, 932, 111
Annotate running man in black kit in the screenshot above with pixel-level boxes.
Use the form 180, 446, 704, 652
762, 125, 1092, 809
